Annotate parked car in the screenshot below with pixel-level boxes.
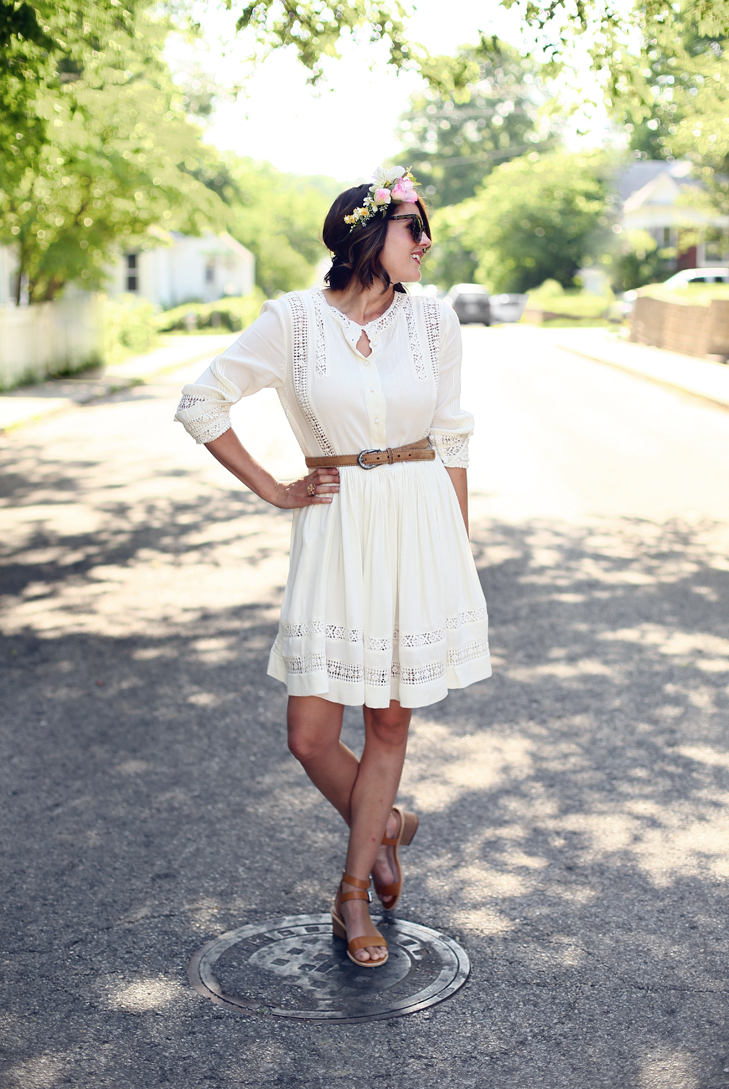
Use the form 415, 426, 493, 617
623, 267, 729, 315
444, 284, 491, 325
489, 293, 529, 324
661, 267, 729, 288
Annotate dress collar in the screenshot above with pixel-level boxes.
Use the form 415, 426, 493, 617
312, 288, 406, 339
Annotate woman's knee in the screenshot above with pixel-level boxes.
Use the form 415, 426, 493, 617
287, 699, 341, 764
287, 721, 323, 764
366, 706, 411, 747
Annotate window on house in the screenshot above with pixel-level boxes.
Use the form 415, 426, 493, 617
125, 252, 138, 292
663, 227, 671, 246
205, 259, 215, 284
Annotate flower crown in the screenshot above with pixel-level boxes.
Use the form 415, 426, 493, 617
344, 166, 419, 232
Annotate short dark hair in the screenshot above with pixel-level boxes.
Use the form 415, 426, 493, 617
322, 184, 432, 293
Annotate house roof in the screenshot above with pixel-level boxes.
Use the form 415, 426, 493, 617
617, 159, 696, 203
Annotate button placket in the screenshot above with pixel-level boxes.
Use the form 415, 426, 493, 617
362, 351, 387, 448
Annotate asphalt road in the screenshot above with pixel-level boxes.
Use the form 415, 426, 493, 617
2, 325, 729, 1089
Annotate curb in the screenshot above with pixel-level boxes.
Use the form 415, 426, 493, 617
556, 332, 729, 413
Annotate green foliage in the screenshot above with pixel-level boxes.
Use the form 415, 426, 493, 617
220, 0, 473, 95
103, 292, 158, 360
431, 150, 616, 293
0, 5, 227, 302
156, 290, 267, 333
504, 0, 729, 212
527, 279, 564, 299
396, 39, 551, 209
196, 156, 339, 296
636, 281, 729, 303
613, 229, 675, 292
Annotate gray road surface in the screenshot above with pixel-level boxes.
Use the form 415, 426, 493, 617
2, 326, 729, 1089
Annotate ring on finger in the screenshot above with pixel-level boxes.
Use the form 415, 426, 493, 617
307, 482, 317, 497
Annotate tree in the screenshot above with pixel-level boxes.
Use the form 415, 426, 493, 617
0, 1, 139, 158
396, 39, 551, 209
217, 0, 476, 93
194, 154, 339, 295
503, 0, 729, 209
0, 8, 227, 302
430, 149, 616, 293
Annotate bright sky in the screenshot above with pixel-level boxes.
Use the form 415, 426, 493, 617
170, 0, 531, 183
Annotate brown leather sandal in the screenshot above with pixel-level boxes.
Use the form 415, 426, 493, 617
331, 871, 389, 969
373, 807, 419, 911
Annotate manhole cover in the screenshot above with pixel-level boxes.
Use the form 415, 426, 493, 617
188, 913, 469, 1023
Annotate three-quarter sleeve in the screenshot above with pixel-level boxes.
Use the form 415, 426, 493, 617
174, 301, 287, 444
428, 304, 474, 468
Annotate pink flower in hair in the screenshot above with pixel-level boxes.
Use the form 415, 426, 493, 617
372, 187, 392, 205
390, 178, 418, 203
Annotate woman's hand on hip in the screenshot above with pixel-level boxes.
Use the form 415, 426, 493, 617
272, 467, 340, 509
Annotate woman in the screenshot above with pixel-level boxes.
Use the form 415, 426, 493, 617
175, 166, 491, 967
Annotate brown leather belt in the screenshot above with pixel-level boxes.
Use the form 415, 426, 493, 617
306, 438, 435, 470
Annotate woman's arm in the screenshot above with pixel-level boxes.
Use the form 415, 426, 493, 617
205, 428, 339, 509
446, 466, 469, 536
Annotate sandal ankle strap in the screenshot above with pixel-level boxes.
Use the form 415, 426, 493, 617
339, 888, 371, 904
341, 871, 371, 890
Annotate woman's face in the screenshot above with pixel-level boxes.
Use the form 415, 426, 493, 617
379, 202, 431, 284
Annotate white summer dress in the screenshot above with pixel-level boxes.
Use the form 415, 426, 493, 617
175, 287, 491, 709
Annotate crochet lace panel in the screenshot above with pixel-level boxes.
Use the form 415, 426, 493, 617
276, 609, 488, 687
429, 430, 470, 469
313, 289, 406, 341
404, 299, 426, 380
288, 293, 335, 455
364, 291, 406, 336
177, 394, 207, 412
175, 396, 231, 445
310, 290, 328, 376
422, 296, 441, 386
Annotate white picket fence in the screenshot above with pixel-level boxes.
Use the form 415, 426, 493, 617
0, 294, 104, 390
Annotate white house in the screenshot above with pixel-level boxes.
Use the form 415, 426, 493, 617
106, 230, 255, 308
618, 160, 729, 269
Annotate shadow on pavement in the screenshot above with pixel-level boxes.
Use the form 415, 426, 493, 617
2, 492, 729, 1086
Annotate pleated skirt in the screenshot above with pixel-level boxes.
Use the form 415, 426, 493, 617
267, 457, 491, 708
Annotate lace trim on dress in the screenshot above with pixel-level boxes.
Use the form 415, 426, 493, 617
429, 431, 470, 469
448, 640, 489, 667
446, 607, 487, 629
364, 291, 406, 336
277, 610, 488, 687
401, 628, 445, 648
404, 298, 426, 381
281, 620, 362, 643
288, 293, 335, 455
177, 394, 207, 412
313, 289, 406, 341
397, 661, 446, 685
310, 290, 328, 376
422, 296, 441, 385
175, 397, 231, 445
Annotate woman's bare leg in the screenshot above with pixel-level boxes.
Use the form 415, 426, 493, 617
340, 701, 411, 962
287, 695, 358, 822
287, 694, 412, 963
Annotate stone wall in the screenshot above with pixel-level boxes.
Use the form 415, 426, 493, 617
630, 296, 729, 359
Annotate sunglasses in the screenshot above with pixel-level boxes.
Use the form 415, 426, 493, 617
390, 213, 426, 243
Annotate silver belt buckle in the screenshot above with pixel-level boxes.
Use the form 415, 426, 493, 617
357, 448, 381, 469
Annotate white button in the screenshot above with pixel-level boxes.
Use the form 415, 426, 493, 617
370, 387, 375, 392
374, 418, 379, 423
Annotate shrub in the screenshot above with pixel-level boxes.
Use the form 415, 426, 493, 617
103, 293, 158, 360
156, 290, 267, 333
